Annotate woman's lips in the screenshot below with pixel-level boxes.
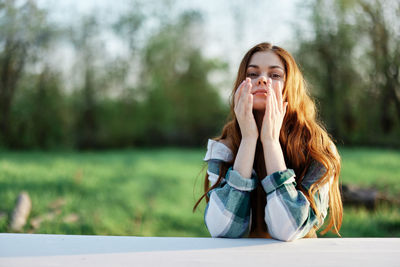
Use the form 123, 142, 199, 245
252, 89, 268, 95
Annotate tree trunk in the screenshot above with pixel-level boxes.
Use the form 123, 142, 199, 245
0, 39, 26, 146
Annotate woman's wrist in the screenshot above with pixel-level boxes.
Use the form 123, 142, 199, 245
241, 129, 259, 140
262, 141, 282, 158
261, 137, 280, 146
233, 137, 257, 179
241, 136, 258, 145
262, 140, 287, 175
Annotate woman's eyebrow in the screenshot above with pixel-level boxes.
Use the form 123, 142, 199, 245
247, 64, 284, 71
269, 65, 285, 71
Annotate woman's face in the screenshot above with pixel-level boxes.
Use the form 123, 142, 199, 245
246, 51, 286, 111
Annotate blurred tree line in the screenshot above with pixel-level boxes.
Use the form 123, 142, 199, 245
0, 0, 227, 149
296, 0, 400, 147
0, 0, 399, 150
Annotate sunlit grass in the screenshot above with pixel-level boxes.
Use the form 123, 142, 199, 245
322, 205, 400, 237
0, 149, 208, 236
339, 147, 400, 197
0, 146, 399, 237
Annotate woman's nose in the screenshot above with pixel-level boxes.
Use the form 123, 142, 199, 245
257, 76, 267, 86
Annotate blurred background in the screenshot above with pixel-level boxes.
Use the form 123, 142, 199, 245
0, 0, 399, 237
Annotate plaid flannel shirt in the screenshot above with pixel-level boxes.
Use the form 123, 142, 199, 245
203, 139, 330, 241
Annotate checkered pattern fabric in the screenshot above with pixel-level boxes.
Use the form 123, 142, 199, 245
203, 139, 331, 241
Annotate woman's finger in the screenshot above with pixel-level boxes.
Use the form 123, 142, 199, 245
265, 81, 273, 118
268, 78, 278, 115
247, 78, 252, 95
244, 78, 252, 109
247, 93, 253, 111
234, 79, 246, 107
271, 82, 279, 114
234, 80, 244, 106
237, 79, 249, 108
273, 80, 283, 112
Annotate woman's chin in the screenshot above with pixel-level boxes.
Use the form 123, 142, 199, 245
252, 99, 266, 110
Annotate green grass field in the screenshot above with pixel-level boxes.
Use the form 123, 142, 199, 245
0, 147, 399, 237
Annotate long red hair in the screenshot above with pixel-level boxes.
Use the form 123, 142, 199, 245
194, 42, 342, 237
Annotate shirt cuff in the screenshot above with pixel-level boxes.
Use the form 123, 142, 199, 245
226, 167, 258, 192
261, 169, 296, 194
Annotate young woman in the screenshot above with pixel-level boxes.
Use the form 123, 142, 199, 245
194, 42, 342, 241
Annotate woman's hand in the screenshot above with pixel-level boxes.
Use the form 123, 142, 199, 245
233, 78, 258, 179
260, 78, 288, 144
261, 78, 288, 175
234, 78, 259, 140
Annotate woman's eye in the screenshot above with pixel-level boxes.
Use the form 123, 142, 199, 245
247, 73, 258, 78
270, 73, 282, 79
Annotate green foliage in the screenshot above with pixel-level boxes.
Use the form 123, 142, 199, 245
9, 69, 69, 149
139, 11, 228, 146
296, 0, 400, 147
1, 0, 399, 149
0, 2, 228, 149
0, 0, 57, 147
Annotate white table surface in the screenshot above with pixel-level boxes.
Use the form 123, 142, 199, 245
1, 234, 399, 267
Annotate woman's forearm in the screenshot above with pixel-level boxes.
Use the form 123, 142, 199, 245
262, 140, 287, 175
233, 138, 258, 179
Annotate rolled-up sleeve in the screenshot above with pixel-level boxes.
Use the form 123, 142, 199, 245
205, 167, 258, 238
261, 162, 330, 241
204, 139, 259, 238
